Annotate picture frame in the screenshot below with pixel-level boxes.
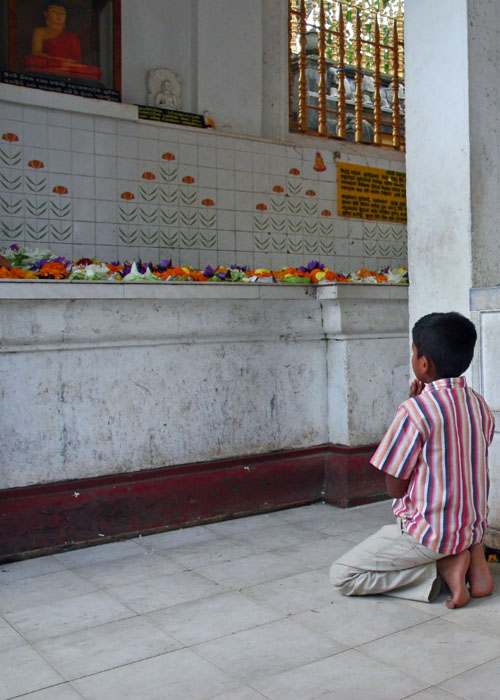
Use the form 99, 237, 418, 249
1, 0, 121, 95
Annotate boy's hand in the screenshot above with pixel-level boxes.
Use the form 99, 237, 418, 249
409, 379, 425, 398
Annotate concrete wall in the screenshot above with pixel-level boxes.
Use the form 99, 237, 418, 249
0, 283, 409, 489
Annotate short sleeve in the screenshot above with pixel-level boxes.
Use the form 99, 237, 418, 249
370, 405, 422, 480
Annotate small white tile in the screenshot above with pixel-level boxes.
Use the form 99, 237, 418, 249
95, 132, 117, 157
138, 138, 158, 160
0, 617, 25, 652
179, 143, 198, 165
0, 645, 64, 700
117, 134, 137, 158
54, 539, 145, 568
96, 200, 118, 224
48, 126, 71, 151
48, 149, 72, 174
197, 550, 305, 589
71, 114, 94, 131
199, 146, 216, 167
117, 157, 137, 179
94, 116, 117, 134
72, 152, 94, 176
71, 129, 94, 154
138, 124, 158, 140
23, 106, 48, 125
8, 683, 84, 699
72, 647, 237, 700
95, 154, 117, 178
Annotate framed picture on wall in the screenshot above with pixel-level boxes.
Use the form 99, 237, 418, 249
0, 0, 121, 100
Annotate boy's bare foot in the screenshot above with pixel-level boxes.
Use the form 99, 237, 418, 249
468, 544, 495, 598
437, 550, 471, 609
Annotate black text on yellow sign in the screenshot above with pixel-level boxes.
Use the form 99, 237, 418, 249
337, 162, 407, 224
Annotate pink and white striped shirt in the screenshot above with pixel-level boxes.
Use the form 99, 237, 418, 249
371, 377, 495, 554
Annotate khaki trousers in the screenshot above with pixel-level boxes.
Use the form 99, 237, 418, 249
330, 520, 447, 602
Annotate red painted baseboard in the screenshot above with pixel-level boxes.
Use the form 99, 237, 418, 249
0, 444, 386, 562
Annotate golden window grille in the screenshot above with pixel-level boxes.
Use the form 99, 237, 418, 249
289, 0, 405, 149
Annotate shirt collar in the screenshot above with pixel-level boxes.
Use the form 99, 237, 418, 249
423, 377, 467, 393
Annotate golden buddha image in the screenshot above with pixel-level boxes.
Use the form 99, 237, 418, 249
23, 3, 102, 82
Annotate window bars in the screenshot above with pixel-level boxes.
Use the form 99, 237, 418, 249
289, 0, 405, 149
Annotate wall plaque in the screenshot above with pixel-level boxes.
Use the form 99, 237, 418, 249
138, 105, 207, 129
337, 162, 407, 224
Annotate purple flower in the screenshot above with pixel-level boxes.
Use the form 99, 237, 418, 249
204, 265, 215, 277
298, 266, 308, 273
159, 259, 172, 270
230, 264, 248, 272
29, 258, 50, 271
9, 244, 19, 251
307, 260, 325, 271
217, 272, 227, 279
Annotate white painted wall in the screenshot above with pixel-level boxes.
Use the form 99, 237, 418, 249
0, 283, 408, 489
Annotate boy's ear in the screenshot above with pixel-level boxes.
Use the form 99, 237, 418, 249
420, 354, 438, 381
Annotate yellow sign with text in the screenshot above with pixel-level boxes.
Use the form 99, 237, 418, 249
337, 162, 407, 224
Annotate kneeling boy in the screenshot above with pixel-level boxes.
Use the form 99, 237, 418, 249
331, 312, 495, 608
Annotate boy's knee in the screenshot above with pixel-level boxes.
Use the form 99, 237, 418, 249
330, 561, 353, 594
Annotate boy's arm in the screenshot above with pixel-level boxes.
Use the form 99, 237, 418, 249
385, 473, 410, 498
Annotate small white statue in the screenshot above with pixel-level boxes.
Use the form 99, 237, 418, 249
147, 68, 182, 110
361, 75, 375, 106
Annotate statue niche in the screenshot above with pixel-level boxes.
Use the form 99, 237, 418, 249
147, 68, 182, 110
23, 3, 102, 82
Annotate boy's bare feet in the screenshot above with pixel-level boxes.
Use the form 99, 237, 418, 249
437, 550, 471, 609
468, 544, 495, 598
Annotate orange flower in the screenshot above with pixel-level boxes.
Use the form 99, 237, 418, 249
272, 185, 284, 193
162, 152, 176, 161
0, 266, 36, 279
182, 175, 195, 184
321, 209, 332, 217
357, 267, 378, 279
120, 191, 135, 200
256, 203, 267, 211
289, 168, 300, 175
305, 189, 316, 197
2, 132, 19, 142
106, 263, 124, 274
36, 262, 69, 279
201, 198, 214, 206
376, 274, 388, 283
52, 185, 68, 195
28, 159, 44, 169
142, 171, 156, 180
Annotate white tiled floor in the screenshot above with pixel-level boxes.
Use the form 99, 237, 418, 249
2, 501, 500, 700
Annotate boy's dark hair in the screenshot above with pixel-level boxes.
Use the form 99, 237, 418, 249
412, 312, 477, 378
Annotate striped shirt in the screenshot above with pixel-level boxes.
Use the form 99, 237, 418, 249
371, 377, 495, 554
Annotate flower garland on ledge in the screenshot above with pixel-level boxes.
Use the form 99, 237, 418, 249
0, 245, 408, 285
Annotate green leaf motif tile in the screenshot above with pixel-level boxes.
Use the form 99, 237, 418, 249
254, 216, 269, 232
378, 244, 391, 256
26, 222, 48, 240
287, 238, 303, 254
304, 238, 319, 254
378, 227, 391, 240
51, 224, 72, 241
26, 199, 48, 217
287, 182, 302, 196
254, 235, 270, 251
160, 231, 178, 247
140, 229, 159, 245
180, 210, 198, 227
119, 228, 138, 244
140, 208, 158, 224
50, 201, 71, 218
271, 217, 286, 233
304, 203, 317, 217
392, 243, 406, 256
0, 197, 22, 215
160, 189, 177, 205
200, 211, 216, 228
0, 173, 22, 190
320, 240, 334, 255
118, 205, 137, 222
287, 200, 302, 215
319, 222, 333, 237
180, 191, 197, 206
1, 220, 23, 238
0, 148, 22, 166
364, 242, 377, 256
303, 221, 318, 235
270, 197, 286, 213
393, 228, 406, 241
288, 219, 302, 235
180, 232, 198, 247
271, 235, 286, 252
25, 175, 47, 193
160, 166, 178, 182
139, 185, 158, 202
363, 225, 377, 239
160, 210, 178, 226
200, 232, 217, 248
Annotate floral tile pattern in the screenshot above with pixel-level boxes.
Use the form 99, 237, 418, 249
0, 116, 407, 271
